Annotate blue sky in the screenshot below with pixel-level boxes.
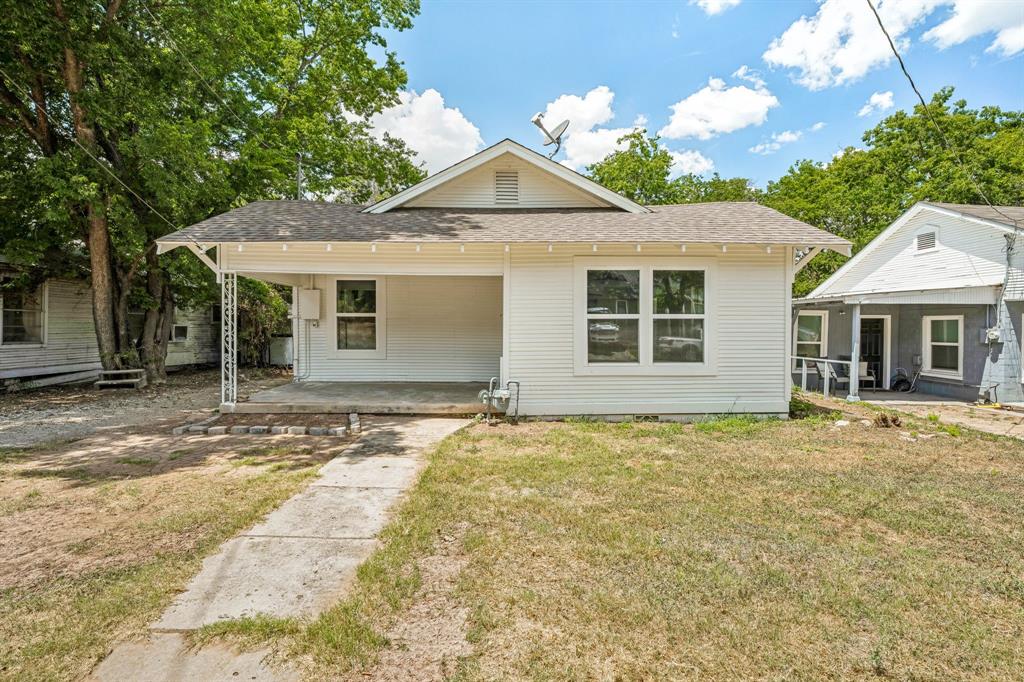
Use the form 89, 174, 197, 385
365, 0, 1024, 186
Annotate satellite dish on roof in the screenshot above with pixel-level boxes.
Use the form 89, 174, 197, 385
531, 112, 570, 159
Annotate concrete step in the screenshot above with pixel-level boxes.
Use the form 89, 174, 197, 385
95, 378, 146, 389
99, 368, 146, 376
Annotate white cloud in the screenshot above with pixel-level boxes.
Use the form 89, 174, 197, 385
810, 121, 827, 132
857, 90, 895, 117
690, 0, 742, 16
669, 149, 715, 177
748, 129, 802, 155
658, 72, 779, 140
365, 89, 483, 174
923, 1, 1024, 56
732, 64, 766, 89
763, 0, 946, 90
540, 86, 647, 171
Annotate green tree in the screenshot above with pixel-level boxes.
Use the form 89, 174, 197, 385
587, 130, 757, 205
0, 0, 424, 381
764, 88, 1024, 296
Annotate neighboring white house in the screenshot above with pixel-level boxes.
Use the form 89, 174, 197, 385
0, 263, 220, 388
794, 202, 1024, 403
158, 139, 849, 418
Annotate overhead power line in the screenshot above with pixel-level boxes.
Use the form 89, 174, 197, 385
863, 0, 1019, 231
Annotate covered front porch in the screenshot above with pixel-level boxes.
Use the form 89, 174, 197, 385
225, 380, 491, 415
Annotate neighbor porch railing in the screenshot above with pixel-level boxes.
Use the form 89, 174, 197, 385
791, 356, 856, 399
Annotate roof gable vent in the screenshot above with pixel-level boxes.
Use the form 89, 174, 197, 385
916, 231, 937, 251
494, 170, 519, 205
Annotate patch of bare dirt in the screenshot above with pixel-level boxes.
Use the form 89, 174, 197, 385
0, 423, 347, 590
359, 524, 472, 681
0, 368, 290, 448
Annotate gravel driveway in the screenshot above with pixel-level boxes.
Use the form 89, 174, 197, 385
0, 368, 290, 448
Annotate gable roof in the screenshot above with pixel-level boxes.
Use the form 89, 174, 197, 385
804, 201, 1022, 299
157, 200, 851, 249
362, 139, 650, 214
926, 202, 1024, 229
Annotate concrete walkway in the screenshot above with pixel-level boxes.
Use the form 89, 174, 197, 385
91, 416, 470, 682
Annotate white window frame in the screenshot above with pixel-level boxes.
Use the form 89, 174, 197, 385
913, 224, 940, 255
793, 310, 828, 367
330, 275, 386, 359
0, 279, 47, 347
573, 257, 717, 376
169, 324, 189, 343
922, 314, 963, 380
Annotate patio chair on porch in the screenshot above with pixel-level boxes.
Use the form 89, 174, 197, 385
858, 361, 877, 392
815, 362, 850, 397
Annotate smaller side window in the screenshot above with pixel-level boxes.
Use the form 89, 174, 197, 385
1, 278, 45, 345
170, 324, 189, 343
794, 311, 828, 362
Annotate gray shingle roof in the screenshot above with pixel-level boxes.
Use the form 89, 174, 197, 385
158, 200, 850, 247
928, 202, 1024, 227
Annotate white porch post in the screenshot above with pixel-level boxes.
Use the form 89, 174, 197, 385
848, 302, 861, 402
500, 245, 511, 385
221, 271, 238, 406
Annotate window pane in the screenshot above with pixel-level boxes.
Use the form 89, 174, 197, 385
587, 318, 638, 363
930, 319, 958, 343
931, 344, 958, 372
338, 316, 376, 350
337, 280, 376, 314
653, 270, 704, 314
654, 319, 704, 363
796, 342, 821, 358
2, 309, 42, 343
587, 270, 639, 315
797, 315, 823, 342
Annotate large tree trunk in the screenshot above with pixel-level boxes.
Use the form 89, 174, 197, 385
139, 248, 173, 383
86, 201, 123, 370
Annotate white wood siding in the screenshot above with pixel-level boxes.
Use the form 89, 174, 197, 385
0, 279, 99, 379
295, 275, 501, 381
822, 211, 1010, 296
507, 244, 790, 416
1, 278, 218, 380
166, 307, 220, 366
404, 153, 610, 209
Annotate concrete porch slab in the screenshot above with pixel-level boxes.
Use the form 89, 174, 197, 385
226, 380, 490, 415
153, 536, 378, 630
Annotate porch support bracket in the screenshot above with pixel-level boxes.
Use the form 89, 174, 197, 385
221, 271, 238, 406
793, 246, 821, 275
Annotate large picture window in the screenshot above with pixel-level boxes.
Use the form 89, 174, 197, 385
575, 260, 715, 375
334, 278, 385, 356
1, 279, 45, 345
922, 315, 962, 379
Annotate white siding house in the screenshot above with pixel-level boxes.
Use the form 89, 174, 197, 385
794, 202, 1024, 403
0, 268, 220, 387
160, 139, 849, 418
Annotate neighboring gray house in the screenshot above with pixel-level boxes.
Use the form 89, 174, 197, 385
793, 202, 1024, 403
0, 260, 219, 388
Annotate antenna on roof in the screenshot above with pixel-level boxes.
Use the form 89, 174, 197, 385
531, 112, 569, 159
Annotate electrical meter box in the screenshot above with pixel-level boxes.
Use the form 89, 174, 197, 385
297, 289, 321, 320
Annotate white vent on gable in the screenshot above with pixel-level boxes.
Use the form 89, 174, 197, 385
494, 170, 519, 205
916, 231, 937, 251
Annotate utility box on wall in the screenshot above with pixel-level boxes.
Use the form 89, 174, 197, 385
296, 289, 321, 320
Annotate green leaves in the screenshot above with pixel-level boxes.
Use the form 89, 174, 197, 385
762, 88, 1023, 296
587, 130, 757, 206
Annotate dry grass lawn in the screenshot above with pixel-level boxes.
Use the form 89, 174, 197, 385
232, 397, 1024, 680
0, 428, 347, 681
